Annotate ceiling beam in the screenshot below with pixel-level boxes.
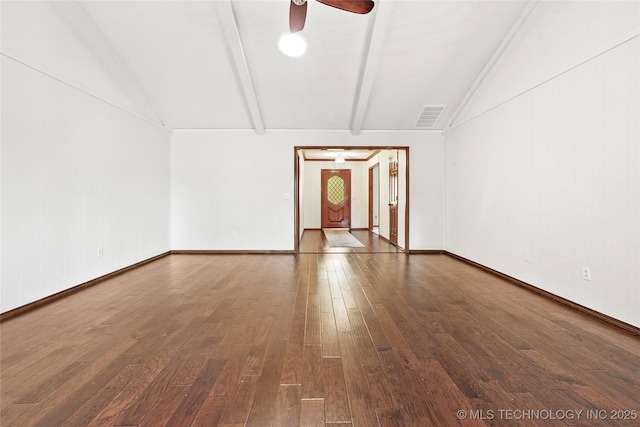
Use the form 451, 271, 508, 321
214, 1, 265, 135
350, 1, 391, 136
68, 1, 168, 127
443, 1, 539, 133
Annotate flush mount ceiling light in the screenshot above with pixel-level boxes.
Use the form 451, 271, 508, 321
278, 33, 307, 57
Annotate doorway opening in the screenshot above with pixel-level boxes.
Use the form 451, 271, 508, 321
294, 146, 409, 253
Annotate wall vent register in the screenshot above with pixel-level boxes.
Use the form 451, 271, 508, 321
414, 105, 446, 129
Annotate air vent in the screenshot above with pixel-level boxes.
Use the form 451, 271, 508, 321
414, 105, 446, 129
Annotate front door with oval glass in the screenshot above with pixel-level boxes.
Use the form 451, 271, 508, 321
321, 169, 351, 229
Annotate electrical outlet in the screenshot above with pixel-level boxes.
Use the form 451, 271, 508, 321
582, 267, 591, 281
97, 247, 103, 258
232, 230, 237, 238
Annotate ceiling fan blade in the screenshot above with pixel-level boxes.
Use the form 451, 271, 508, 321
316, 0, 374, 14
289, 0, 308, 33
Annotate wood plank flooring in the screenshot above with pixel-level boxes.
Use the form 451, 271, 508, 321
1, 253, 639, 426
299, 230, 399, 253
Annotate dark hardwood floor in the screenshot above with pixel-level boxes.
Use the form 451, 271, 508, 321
299, 229, 399, 253
1, 253, 639, 426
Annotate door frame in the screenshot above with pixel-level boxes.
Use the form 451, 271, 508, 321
368, 163, 380, 231
294, 146, 410, 253
368, 166, 374, 231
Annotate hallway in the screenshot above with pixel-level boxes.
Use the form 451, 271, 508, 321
298, 229, 400, 254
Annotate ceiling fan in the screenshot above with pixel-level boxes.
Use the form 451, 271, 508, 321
289, 0, 375, 33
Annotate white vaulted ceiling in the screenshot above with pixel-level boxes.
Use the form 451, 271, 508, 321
1, 0, 531, 133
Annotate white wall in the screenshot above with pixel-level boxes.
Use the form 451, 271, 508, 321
171, 130, 445, 251
457, 1, 640, 126
1, 1, 161, 124
171, 131, 295, 251
303, 161, 368, 230
446, 4, 639, 326
1, 56, 171, 313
